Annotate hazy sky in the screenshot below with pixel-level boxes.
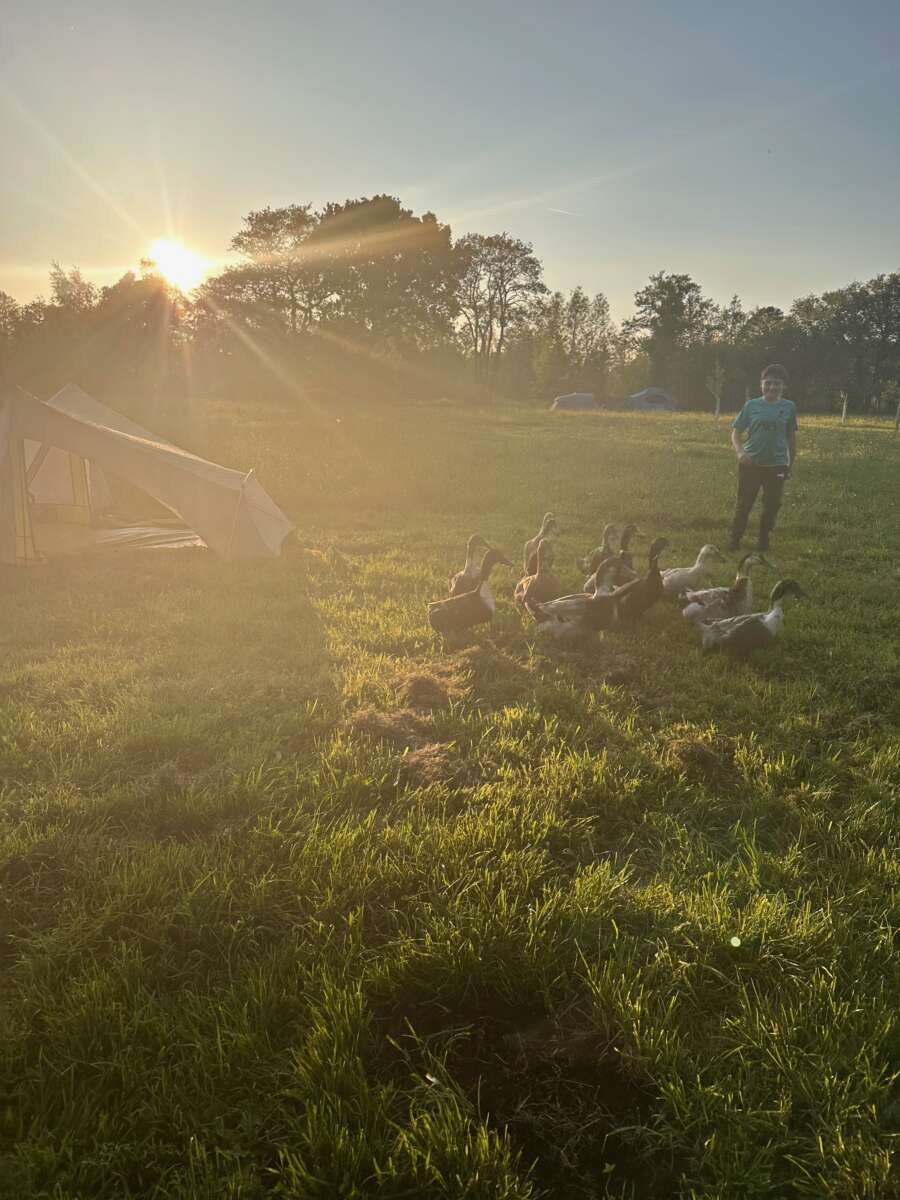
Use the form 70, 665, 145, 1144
3, 0, 899, 317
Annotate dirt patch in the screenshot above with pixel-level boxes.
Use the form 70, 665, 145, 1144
399, 667, 468, 711
394, 742, 480, 790
377, 995, 675, 1198
662, 730, 740, 791
344, 706, 432, 749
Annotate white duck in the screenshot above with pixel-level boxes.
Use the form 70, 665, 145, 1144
661, 544, 724, 597
682, 553, 771, 622
698, 579, 804, 655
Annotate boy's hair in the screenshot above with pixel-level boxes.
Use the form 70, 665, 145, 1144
761, 363, 788, 383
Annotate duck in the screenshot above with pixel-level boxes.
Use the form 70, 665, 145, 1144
698, 580, 805, 656
609, 537, 669, 622
576, 523, 619, 576
449, 533, 491, 596
584, 550, 630, 596
429, 548, 513, 635
660, 544, 725, 598
514, 538, 563, 607
615, 523, 640, 584
524, 513, 558, 575
682, 553, 772, 622
524, 586, 619, 643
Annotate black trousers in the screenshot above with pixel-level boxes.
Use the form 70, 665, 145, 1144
730, 462, 786, 546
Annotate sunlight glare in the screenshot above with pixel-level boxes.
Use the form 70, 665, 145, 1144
148, 238, 209, 291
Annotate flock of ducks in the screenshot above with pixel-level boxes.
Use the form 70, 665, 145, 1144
428, 513, 805, 657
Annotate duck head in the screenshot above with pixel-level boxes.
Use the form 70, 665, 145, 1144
539, 512, 558, 536
467, 533, 491, 557
480, 547, 514, 579
738, 552, 773, 573
770, 579, 805, 604
619, 524, 639, 550
697, 544, 725, 564
600, 522, 619, 548
648, 536, 669, 562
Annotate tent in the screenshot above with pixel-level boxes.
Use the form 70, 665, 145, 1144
0, 384, 295, 566
551, 392, 598, 411
629, 387, 677, 412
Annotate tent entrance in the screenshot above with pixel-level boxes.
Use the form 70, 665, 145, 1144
23, 435, 205, 559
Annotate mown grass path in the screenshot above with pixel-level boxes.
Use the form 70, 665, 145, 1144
2, 404, 898, 1198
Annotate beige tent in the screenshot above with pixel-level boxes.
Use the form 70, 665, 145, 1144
0, 384, 294, 565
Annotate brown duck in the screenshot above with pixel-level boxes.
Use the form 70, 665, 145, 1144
429, 548, 513, 635
449, 534, 491, 596
609, 537, 669, 622
576, 523, 619, 576
514, 538, 563, 607
523, 512, 558, 574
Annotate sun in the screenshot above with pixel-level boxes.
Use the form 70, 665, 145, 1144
148, 238, 209, 291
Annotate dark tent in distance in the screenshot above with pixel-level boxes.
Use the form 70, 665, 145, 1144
630, 387, 677, 412
551, 392, 598, 411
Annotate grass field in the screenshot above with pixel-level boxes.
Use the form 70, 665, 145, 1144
2, 401, 898, 1199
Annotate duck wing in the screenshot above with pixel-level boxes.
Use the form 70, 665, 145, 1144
449, 567, 477, 597
429, 588, 492, 634
524, 571, 564, 605
682, 584, 729, 605
699, 611, 770, 653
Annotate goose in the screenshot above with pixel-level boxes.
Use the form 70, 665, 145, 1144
576, 523, 619, 576
524, 513, 558, 575
429, 548, 513, 635
449, 534, 491, 596
515, 538, 563, 607
609, 537, 669, 622
525, 586, 619, 643
661, 544, 725, 597
698, 580, 805, 655
682, 553, 772, 622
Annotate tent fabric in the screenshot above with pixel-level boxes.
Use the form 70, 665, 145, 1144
551, 392, 597, 411
629, 387, 677, 411
0, 386, 295, 565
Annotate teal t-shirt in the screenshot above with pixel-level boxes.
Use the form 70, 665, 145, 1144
733, 396, 797, 466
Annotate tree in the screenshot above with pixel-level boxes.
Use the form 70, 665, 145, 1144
49, 262, 97, 313
312, 196, 461, 350
456, 233, 547, 380
0, 291, 19, 344
623, 271, 716, 387
201, 204, 330, 335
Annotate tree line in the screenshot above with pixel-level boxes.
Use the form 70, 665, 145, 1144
2, 194, 899, 415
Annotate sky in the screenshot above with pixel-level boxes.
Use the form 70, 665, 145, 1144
2, 0, 900, 319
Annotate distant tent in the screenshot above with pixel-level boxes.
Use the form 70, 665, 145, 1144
551, 392, 598, 411
629, 387, 677, 412
0, 384, 295, 566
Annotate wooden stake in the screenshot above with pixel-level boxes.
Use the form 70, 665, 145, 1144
841, 392, 848, 424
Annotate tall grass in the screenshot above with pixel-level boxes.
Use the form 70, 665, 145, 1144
1, 402, 898, 1197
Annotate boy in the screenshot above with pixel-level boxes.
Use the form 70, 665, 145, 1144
728, 363, 797, 552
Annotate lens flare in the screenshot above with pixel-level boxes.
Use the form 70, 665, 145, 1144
147, 238, 208, 291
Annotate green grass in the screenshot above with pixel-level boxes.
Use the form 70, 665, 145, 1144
1, 401, 899, 1198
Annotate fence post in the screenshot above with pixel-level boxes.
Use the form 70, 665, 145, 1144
841, 392, 848, 424
894, 401, 900, 434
